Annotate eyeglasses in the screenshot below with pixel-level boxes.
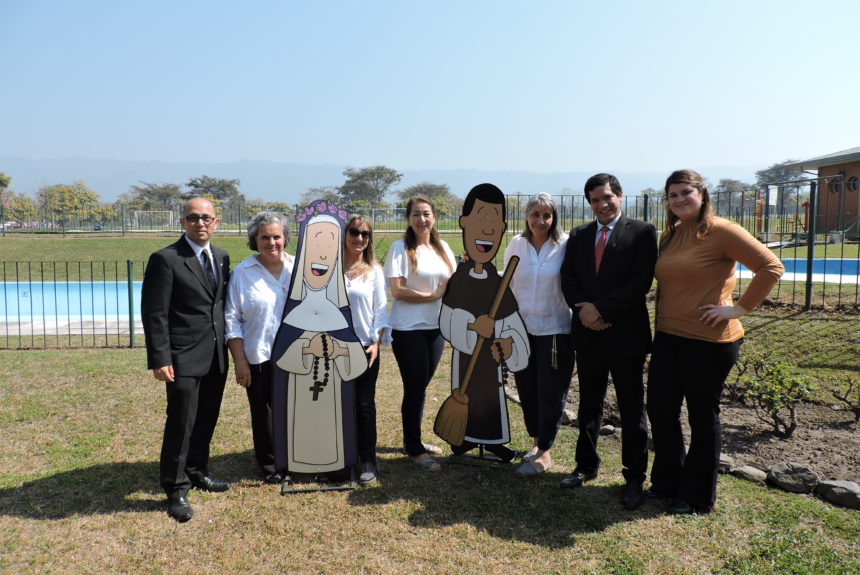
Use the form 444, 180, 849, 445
184, 214, 216, 224
348, 228, 371, 239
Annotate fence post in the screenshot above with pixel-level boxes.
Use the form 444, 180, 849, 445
804, 181, 818, 311
127, 259, 136, 348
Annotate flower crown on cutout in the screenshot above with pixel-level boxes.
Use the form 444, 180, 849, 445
295, 200, 348, 224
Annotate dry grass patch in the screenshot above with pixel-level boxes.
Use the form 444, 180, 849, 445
0, 346, 858, 574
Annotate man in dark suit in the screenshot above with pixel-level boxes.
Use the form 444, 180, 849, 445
559, 173, 657, 510
141, 197, 231, 522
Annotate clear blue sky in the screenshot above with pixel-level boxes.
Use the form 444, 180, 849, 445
1, 0, 857, 174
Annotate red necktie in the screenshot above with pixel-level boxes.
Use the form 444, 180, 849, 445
595, 225, 608, 273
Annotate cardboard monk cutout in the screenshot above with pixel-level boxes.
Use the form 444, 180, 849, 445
271, 201, 367, 486
435, 183, 530, 461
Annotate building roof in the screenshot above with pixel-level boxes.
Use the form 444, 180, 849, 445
784, 147, 860, 169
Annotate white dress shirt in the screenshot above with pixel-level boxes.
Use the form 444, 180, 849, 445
225, 253, 295, 364
345, 265, 391, 346
183, 235, 217, 282
503, 234, 572, 336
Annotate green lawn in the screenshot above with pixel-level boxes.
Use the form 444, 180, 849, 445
0, 234, 858, 573
0, 346, 857, 574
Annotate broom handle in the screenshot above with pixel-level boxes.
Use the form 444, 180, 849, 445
458, 256, 519, 396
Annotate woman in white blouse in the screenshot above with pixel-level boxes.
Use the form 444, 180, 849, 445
225, 211, 294, 484
503, 193, 574, 477
342, 214, 389, 485
383, 195, 456, 471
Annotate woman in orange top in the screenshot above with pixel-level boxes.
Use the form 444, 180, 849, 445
646, 169, 783, 514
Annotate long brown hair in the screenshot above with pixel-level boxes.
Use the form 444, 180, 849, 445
343, 214, 379, 279
660, 169, 714, 250
404, 195, 454, 273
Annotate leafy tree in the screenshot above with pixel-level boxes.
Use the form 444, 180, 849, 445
755, 161, 805, 188
37, 181, 100, 223
339, 166, 402, 206
299, 186, 340, 207
640, 187, 664, 197
755, 161, 808, 206
117, 182, 183, 211
0, 175, 37, 225
398, 181, 461, 218
0, 172, 13, 220
242, 199, 293, 220
184, 175, 245, 217
714, 179, 750, 195
184, 175, 241, 200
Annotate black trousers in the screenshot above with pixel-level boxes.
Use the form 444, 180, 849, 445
160, 354, 227, 496
646, 331, 741, 510
514, 333, 574, 451
352, 350, 381, 464
574, 341, 648, 484
247, 361, 276, 476
391, 329, 444, 457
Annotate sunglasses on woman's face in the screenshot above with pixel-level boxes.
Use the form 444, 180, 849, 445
348, 228, 371, 239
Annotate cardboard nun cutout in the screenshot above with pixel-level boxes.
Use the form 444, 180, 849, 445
435, 184, 530, 461
271, 200, 367, 490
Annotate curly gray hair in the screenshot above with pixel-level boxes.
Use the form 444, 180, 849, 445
246, 211, 290, 251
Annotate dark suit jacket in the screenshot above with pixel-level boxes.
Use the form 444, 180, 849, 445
560, 214, 657, 357
141, 236, 230, 377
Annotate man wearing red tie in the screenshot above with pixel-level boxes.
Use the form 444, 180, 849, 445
559, 173, 657, 510
142, 197, 231, 522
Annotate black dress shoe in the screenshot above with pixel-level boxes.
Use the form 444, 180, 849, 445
264, 472, 284, 485
644, 488, 671, 500
484, 444, 516, 463
190, 475, 230, 492
622, 482, 645, 510
669, 498, 695, 514
167, 494, 193, 522
560, 470, 597, 489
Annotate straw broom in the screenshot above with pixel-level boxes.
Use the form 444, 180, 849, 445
434, 256, 520, 446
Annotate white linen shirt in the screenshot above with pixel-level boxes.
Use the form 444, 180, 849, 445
383, 238, 456, 331
503, 234, 572, 336
346, 265, 391, 347
224, 253, 295, 364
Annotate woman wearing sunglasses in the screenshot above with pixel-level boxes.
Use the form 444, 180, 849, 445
342, 215, 390, 484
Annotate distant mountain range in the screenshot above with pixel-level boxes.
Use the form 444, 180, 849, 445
0, 156, 761, 204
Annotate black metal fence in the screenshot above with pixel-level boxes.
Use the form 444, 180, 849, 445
1, 184, 857, 348
0, 260, 144, 349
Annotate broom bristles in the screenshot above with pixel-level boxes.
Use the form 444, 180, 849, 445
433, 389, 469, 446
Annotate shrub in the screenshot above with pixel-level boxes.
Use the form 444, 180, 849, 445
725, 348, 761, 404
740, 357, 816, 438
830, 375, 860, 424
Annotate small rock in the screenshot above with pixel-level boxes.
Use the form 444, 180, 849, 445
719, 454, 734, 474
767, 462, 820, 493
732, 465, 767, 483
598, 425, 615, 436
815, 480, 860, 510
560, 409, 576, 426
506, 391, 521, 404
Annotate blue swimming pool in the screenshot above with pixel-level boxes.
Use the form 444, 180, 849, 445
0, 281, 143, 320
738, 258, 859, 275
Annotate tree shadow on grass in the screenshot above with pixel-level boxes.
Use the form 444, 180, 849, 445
0, 451, 255, 520
347, 455, 665, 549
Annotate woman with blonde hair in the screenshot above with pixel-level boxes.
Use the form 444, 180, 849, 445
647, 169, 783, 513
503, 193, 573, 476
342, 214, 389, 484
